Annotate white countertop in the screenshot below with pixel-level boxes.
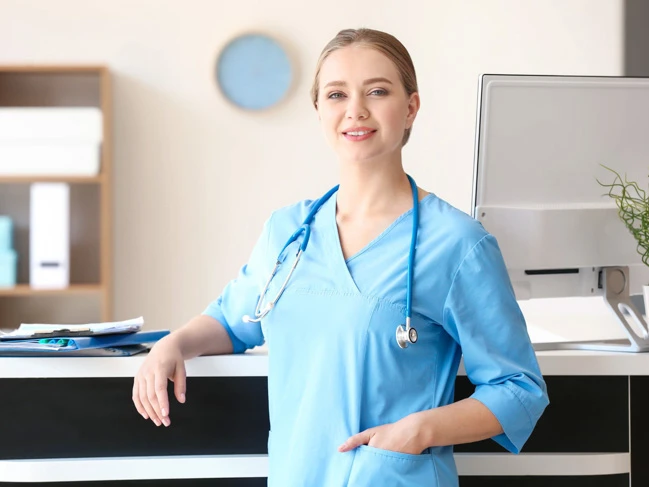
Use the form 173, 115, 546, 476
2, 346, 649, 378
0, 453, 630, 482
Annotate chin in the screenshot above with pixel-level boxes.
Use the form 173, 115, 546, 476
339, 154, 377, 165
341, 148, 389, 164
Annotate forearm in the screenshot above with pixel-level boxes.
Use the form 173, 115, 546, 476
413, 398, 503, 448
164, 315, 234, 359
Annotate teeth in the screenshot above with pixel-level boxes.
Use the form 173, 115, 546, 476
347, 130, 371, 136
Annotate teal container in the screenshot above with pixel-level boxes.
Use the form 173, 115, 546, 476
0, 249, 17, 287
0, 216, 11, 251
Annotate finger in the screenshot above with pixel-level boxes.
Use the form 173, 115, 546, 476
132, 378, 148, 420
142, 376, 162, 426
140, 377, 161, 426
338, 430, 372, 452
172, 361, 187, 404
154, 372, 171, 426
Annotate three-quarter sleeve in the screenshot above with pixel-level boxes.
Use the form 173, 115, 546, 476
442, 234, 549, 453
202, 214, 274, 353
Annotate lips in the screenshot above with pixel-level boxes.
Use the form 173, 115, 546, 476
342, 126, 376, 136
342, 128, 377, 142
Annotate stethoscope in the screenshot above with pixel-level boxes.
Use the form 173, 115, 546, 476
243, 175, 420, 349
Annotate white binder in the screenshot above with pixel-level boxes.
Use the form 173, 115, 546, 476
29, 183, 70, 289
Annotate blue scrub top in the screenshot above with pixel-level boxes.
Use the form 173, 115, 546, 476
204, 191, 549, 487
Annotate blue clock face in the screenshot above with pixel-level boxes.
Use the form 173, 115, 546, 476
216, 33, 293, 110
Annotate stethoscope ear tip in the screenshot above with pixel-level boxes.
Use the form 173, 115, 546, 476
242, 315, 252, 323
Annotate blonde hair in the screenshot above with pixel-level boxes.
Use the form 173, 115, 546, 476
311, 28, 419, 146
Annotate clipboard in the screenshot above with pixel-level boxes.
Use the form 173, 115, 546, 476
0, 317, 144, 341
0, 328, 131, 340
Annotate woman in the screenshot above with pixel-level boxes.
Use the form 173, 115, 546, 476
133, 28, 549, 487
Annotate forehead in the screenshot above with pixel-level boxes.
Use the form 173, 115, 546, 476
319, 45, 399, 86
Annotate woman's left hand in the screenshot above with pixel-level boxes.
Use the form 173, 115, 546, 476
338, 414, 427, 454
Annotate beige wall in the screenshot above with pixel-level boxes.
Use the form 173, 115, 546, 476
0, 0, 624, 331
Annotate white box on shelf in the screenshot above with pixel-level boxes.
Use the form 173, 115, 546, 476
29, 183, 70, 289
0, 107, 102, 176
0, 145, 100, 176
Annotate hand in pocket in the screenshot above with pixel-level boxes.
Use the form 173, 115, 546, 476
338, 414, 427, 455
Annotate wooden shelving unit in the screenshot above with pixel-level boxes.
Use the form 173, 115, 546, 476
0, 175, 104, 184
0, 65, 113, 326
0, 284, 103, 297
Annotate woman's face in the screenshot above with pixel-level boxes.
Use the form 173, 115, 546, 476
316, 45, 419, 165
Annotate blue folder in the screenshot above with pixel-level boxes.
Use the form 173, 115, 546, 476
0, 330, 169, 355
0, 344, 150, 357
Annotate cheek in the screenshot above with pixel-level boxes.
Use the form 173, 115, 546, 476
382, 106, 409, 137
389, 103, 409, 123
318, 112, 341, 137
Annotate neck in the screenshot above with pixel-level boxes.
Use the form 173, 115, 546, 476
336, 156, 413, 219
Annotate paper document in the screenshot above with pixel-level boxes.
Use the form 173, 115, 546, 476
0, 316, 144, 341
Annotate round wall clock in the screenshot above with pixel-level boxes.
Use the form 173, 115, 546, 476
216, 33, 293, 110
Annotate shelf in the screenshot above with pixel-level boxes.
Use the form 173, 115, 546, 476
0, 284, 104, 297
0, 65, 106, 74
0, 175, 104, 184
0, 65, 113, 322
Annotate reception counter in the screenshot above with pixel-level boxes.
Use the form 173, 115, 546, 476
0, 348, 646, 486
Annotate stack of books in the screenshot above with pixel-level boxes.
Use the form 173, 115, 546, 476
0, 317, 168, 356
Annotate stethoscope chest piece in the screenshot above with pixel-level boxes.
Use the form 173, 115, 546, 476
396, 323, 418, 349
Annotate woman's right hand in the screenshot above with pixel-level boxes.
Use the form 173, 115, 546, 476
132, 336, 186, 427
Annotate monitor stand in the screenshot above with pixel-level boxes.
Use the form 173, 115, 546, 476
533, 266, 649, 353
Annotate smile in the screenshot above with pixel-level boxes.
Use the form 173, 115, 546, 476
342, 130, 376, 141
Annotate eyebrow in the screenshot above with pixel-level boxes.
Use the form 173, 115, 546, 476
323, 77, 394, 89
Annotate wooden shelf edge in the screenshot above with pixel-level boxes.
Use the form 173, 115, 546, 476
0, 65, 107, 74
0, 175, 104, 184
0, 284, 104, 297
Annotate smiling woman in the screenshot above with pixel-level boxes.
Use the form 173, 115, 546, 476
134, 27, 548, 487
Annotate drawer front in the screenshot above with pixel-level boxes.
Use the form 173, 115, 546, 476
454, 376, 629, 453
0, 375, 632, 458
0, 480, 266, 487
631, 376, 649, 485
459, 474, 629, 487
0, 377, 270, 460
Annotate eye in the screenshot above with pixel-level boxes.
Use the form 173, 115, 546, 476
327, 92, 345, 99
369, 88, 388, 96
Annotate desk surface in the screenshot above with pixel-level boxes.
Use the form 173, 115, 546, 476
0, 453, 631, 482
2, 347, 649, 378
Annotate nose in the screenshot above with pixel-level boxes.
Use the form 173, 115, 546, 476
345, 95, 369, 120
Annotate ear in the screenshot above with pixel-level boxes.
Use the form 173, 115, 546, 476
405, 92, 420, 129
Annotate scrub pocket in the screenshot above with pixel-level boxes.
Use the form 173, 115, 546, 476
347, 445, 436, 486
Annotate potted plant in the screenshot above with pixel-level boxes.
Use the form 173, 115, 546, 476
598, 165, 649, 315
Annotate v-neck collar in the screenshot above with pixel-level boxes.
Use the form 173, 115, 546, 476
325, 191, 430, 293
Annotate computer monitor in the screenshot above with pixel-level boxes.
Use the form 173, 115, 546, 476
472, 74, 649, 352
